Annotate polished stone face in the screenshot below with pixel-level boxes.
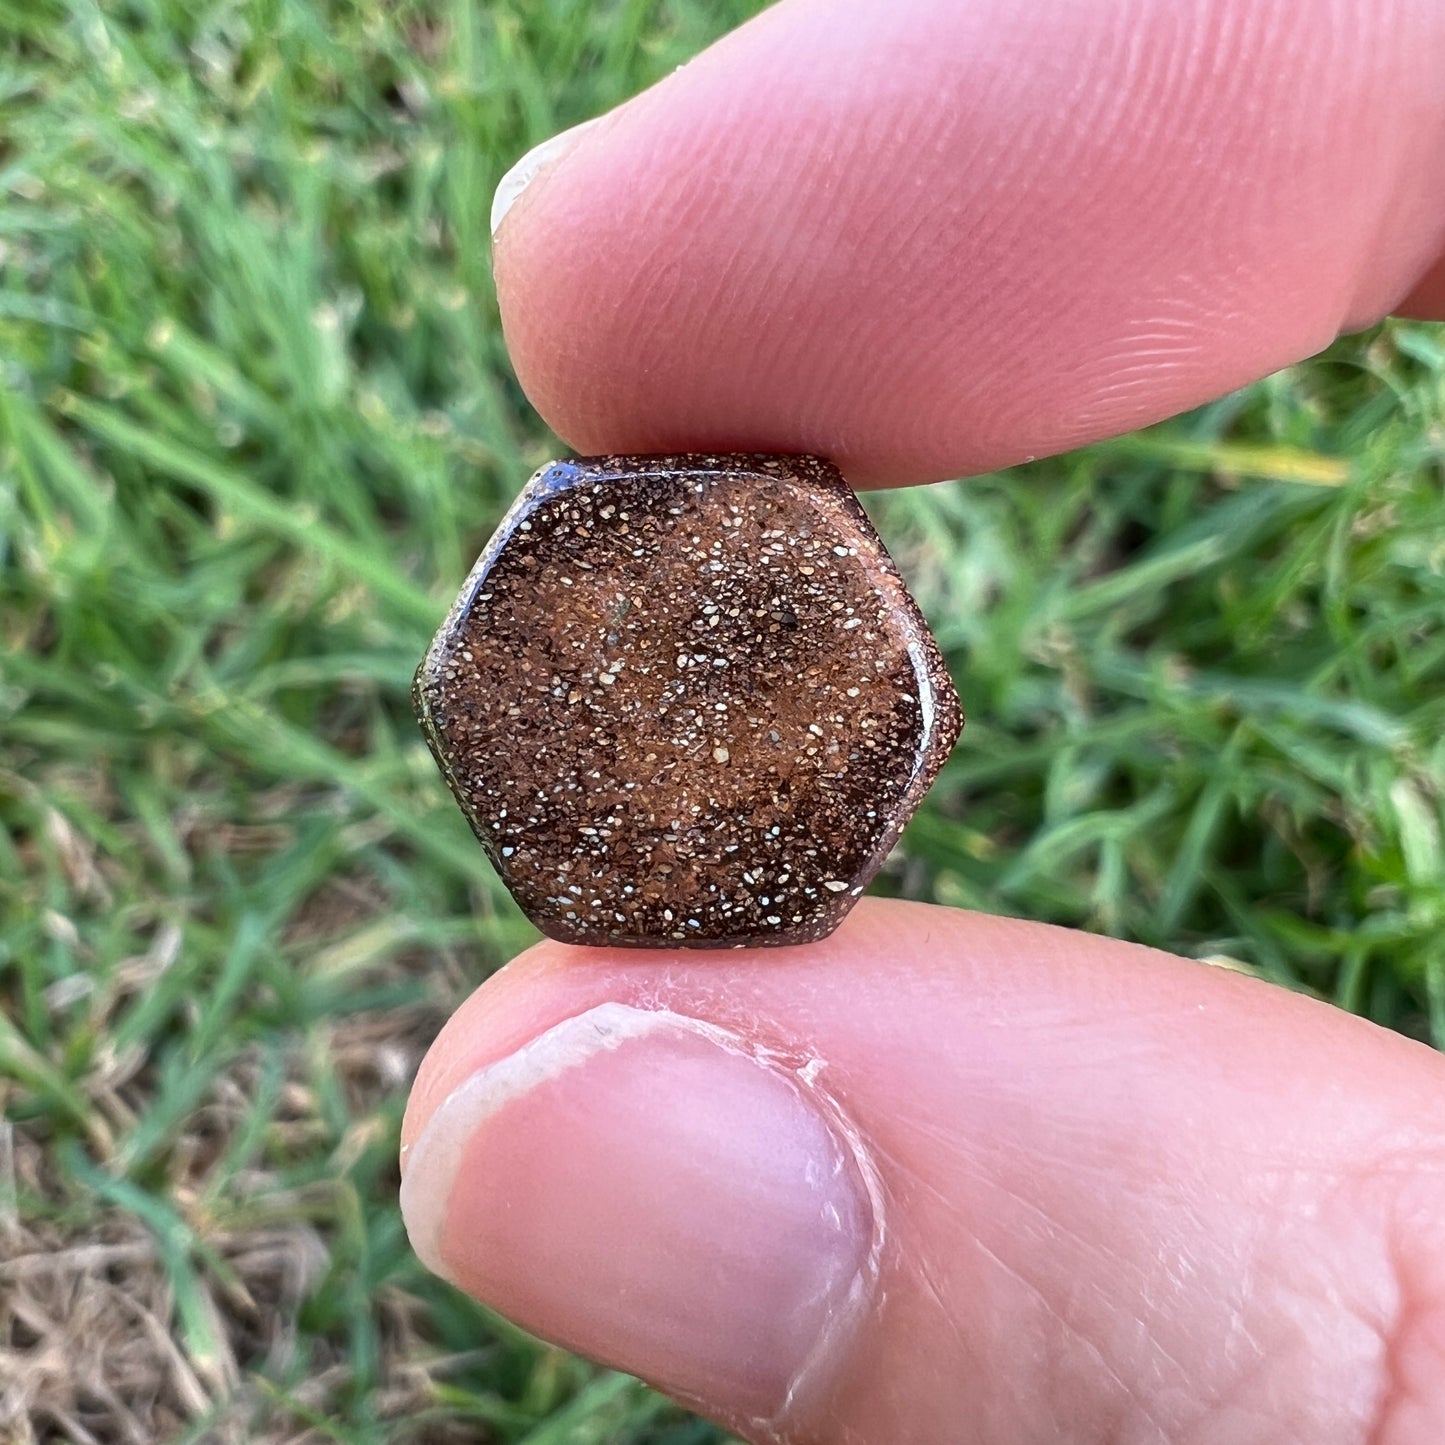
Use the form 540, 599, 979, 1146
415, 454, 962, 948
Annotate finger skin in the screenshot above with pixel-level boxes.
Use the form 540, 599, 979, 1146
495, 0, 1445, 486
403, 900, 1445, 1445
1401, 253, 1445, 318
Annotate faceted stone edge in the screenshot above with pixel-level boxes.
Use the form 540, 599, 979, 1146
532, 910, 850, 951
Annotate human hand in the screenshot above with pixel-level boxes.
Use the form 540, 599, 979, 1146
400, 2, 1445, 1442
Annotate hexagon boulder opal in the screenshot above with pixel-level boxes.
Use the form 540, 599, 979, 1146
414, 454, 962, 948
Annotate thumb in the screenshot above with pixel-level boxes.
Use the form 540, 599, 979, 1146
399, 900, 1445, 1444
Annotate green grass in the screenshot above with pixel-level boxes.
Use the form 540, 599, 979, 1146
2, 0, 1443, 1440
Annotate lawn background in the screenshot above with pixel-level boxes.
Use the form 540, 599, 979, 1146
2, 1, 1444, 1441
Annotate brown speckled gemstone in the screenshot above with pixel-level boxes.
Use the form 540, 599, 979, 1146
414, 454, 962, 948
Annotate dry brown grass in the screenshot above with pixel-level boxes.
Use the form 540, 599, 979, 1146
0, 937, 483, 1444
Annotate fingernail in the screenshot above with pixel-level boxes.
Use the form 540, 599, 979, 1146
400, 1003, 875, 1422
490, 117, 602, 238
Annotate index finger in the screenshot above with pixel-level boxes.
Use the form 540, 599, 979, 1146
493, 0, 1445, 487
